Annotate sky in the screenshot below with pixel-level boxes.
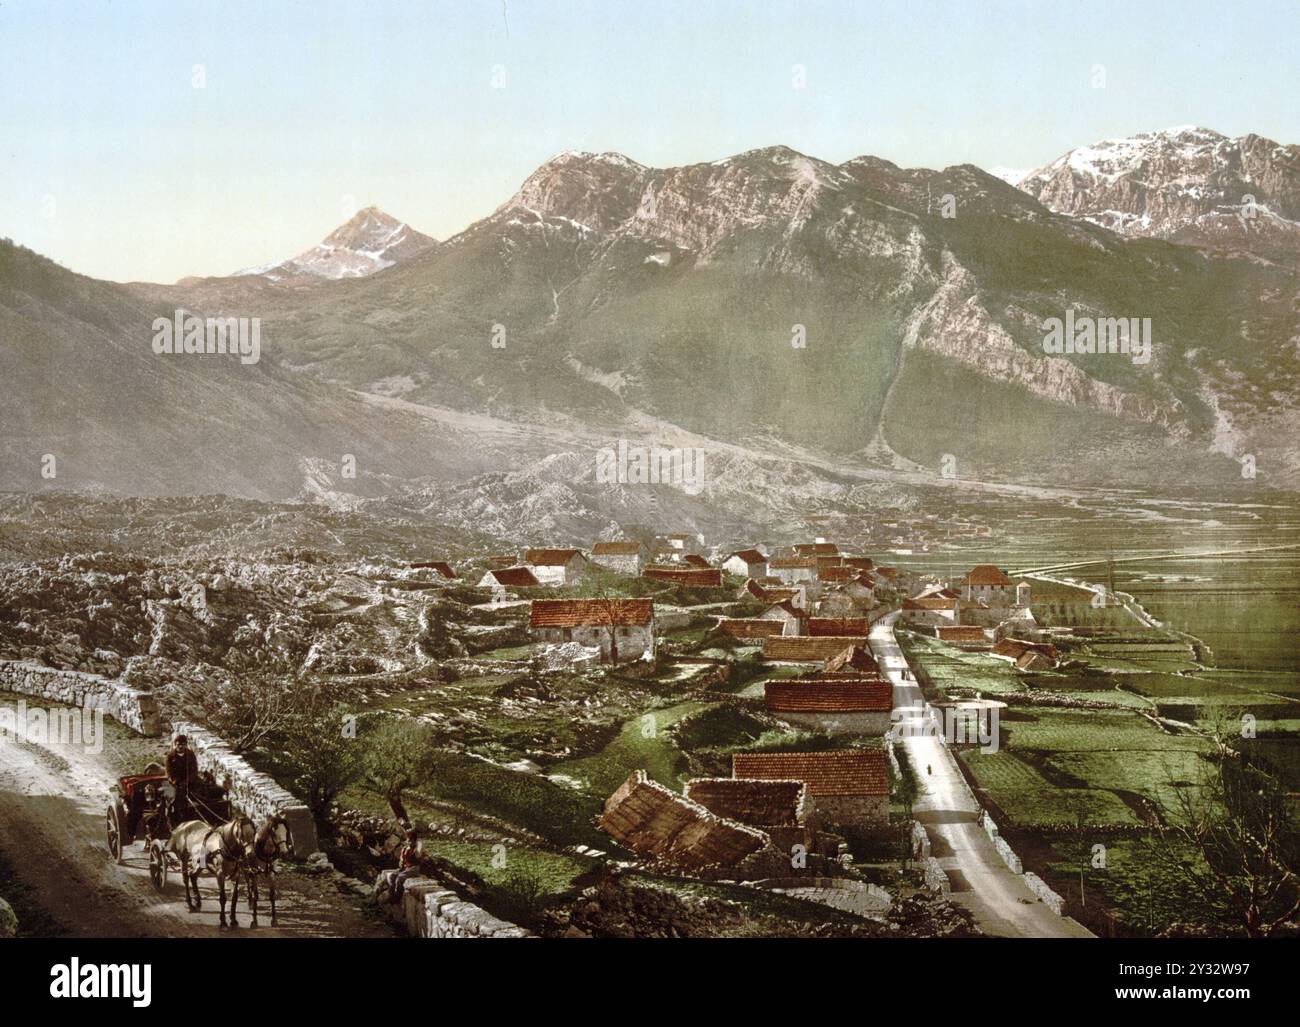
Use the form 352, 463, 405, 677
2, 0, 1296, 283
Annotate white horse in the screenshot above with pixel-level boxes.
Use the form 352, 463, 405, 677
165, 815, 256, 928
241, 814, 294, 927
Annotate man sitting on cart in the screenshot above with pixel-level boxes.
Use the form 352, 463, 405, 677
165, 733, 201, 823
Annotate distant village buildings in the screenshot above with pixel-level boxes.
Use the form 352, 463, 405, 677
528, 598, 655, 663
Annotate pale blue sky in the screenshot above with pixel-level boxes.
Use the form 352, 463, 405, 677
2, 0, 1295, 283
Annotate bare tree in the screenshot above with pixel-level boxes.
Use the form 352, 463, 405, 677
170, 669, 305, 754
1162, 743, 1300, 937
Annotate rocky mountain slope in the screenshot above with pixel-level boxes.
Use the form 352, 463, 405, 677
1017, 127, 1300, 265
236, 206, 436, 281
4, 132, 1299, 518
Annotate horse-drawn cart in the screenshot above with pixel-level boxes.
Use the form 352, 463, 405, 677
105, 771, 232, 889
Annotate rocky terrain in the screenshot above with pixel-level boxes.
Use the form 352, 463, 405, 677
1017, 127, 1300, 265
233, 206, 437, 282
4, 127, 1299, 519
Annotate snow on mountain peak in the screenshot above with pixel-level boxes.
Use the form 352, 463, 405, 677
235, 206, 437, 282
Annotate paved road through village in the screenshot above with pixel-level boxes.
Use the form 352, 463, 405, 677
871, 613, 1094, 938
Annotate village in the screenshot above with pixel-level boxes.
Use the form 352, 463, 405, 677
385, 526, 1093, 931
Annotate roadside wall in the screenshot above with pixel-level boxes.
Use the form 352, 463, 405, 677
376, 870, 531, 938
172, 721, 320, 855
0, 660, 162, 736
1, 662, 319, 854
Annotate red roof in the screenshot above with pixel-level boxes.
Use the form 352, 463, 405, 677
643, 566, 722, 586
794, 543, 840, 556
818, 566, 856, 583
765, 679, 893, 713
529, 598, 653, 628
727, 549, 767, 564
903, 597, 958, 611
991, 638, 1059, 662
842, 558, 875, 571
936, 626, 987, 643
808, 618, 870, 636
410, 561, 458, 578
964, 564, 1013, 586
762, 636, 870, 662
733, 750, 888, 797
682, 554, 711, 568
770, 557, 817, 570
683, 778, 808, 828
821, 645, 881, 675
486, 566, 540, 587
524, 548, 585, 566
591, 541, 644, 556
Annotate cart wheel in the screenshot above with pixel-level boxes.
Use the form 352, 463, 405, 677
106, 805, 123, 864
149, 841, 168, 891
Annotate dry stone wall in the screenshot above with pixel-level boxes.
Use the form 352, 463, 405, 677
171, 721, 319, 854
376, 870, 531, 938
0, 660, 162, 735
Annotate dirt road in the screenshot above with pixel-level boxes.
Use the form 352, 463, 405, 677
0, 724, 392, 938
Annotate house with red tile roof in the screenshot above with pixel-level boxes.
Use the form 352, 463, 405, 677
759, 600, 805, 635
794, 542, 840, 557
722, 549, 768, 579
599, 771, 768, 870
769, 556, 817, 586
900, 594, 961, 628
961, 564, 1015, 604
765, 678, 893, 736
643, 565, 723, 587
522, 548, 588, 586
732, 750, 889, 825
935, 625, 990, 648
477, 566, 541, 599
990, 637, 1059, 670
529, 598, 655, 663
761, 635, 870, 665
740, 579, 806, 609
682, 553, 712, 568
807, 617, 870, 637
589, 540, 648, 575
683, 778, 818, 853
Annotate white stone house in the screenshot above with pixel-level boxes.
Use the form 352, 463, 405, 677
899, 595, 960, 628
722, 548, 768, 579
522, 548, 588, 586
589, 541, 648, 576
759, 601, 804, 635
769, 557, 817, 587
528, 598, 655, 663
477, 566, 540, 601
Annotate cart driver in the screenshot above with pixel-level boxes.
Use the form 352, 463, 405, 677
165, 733, 200, 822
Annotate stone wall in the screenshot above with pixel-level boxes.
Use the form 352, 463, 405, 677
376, 870, 531, 938
1023, 872, 1066, 915
921, 857, 950, 893
171, 721, 319, 855
0, 660, 162, 735
978, 811, 1023, 874
0, 662, 319, 855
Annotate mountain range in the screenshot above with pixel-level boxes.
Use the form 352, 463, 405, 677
3, 126, 1298, 538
